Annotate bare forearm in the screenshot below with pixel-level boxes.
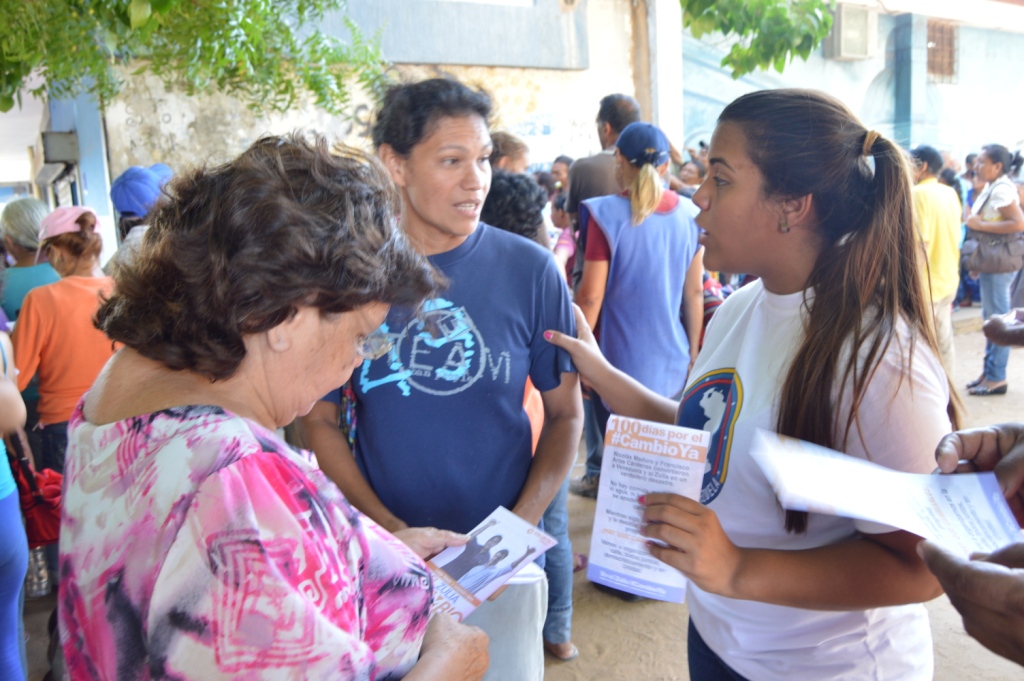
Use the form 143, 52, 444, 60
683, 289, 703, 362
513, 396, 582, 526
576, 259, 608, 330
403, 654, 449, 681
0, 379, 26, 433
300, 415, 407, 532
577, 297, 602, 331
731, 535, 941, 610
974, 219, 1024, 235
586, 359, 678, 425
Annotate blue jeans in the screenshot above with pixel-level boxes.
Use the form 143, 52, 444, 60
541, 475, 572, 644
583, 389, 611, 479
688, 620, 749, 681
0, 490, 28, 681
980, 271, 1015, 382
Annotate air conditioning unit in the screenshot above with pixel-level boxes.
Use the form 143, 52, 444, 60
824, 3, 879, 61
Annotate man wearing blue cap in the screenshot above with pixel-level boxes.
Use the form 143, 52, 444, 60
107, 164, 170, 271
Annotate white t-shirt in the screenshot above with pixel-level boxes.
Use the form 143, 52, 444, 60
678, 280, 952, 681
971, 175, 1019, 222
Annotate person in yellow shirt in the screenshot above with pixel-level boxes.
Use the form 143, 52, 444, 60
912, 145, 963, 372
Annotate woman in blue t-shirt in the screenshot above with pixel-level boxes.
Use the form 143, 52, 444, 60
0, 197, 58, 499
301, 78, 582, 675
0, 198, 60, 321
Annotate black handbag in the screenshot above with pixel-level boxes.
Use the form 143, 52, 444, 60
961, 182, 1024, 274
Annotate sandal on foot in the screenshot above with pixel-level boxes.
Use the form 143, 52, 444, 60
573, 553, 588, 573
966, 376, 986, 390
544, 641, 579, 662
968, 383, 1007, 396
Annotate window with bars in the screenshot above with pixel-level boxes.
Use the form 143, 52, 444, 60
927, 21, 958, 84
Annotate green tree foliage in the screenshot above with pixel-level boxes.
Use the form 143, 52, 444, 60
0, 0, 386, 113
682, 0, 834, 78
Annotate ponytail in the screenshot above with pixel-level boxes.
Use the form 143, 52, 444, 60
718, 90, 962, 534
43, 215, 103, 261
629, 163, 663, 225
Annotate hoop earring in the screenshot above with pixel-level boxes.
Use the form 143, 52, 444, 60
779, 220, 790, 233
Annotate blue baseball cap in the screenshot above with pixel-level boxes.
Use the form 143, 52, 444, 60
149, 163, 174, 186
110, 166, 162, 218
616, 122, 671, 168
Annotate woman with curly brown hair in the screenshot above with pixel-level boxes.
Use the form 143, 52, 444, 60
58, 134, 488, 681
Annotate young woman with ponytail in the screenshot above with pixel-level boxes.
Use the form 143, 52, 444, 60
547, 90, 960, 679
571, 122, 704, 494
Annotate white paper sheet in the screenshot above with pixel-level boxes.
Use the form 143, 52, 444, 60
588, 415, 710, 602
750, 430, 1023, 555
427, 506, 556, 621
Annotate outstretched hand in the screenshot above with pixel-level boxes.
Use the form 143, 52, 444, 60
394, 527, 469, 560
919, 540, 1024, 667
934, 424, 1024, 525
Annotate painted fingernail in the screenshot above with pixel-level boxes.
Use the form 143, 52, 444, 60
543, 331, 553, 340
638, 495, 646, 505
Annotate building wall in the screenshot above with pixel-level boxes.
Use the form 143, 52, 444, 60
682, 12, 1024, 163
104, 0, 639, 177
930, 25, 1024, 154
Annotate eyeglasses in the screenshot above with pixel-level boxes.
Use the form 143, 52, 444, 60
356, 328, 393, 361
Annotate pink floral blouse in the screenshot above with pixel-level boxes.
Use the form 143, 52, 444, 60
59, 403, 431, 680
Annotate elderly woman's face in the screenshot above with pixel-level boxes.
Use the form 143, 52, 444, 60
389, 114, 492, 246
293, 302, 390, 417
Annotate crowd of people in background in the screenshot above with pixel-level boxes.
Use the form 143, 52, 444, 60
1, 75, 1024, 681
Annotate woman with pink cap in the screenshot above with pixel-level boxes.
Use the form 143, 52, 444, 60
11, 206, 116, 477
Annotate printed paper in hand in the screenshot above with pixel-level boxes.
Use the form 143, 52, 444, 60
588, 415, 710, 602
750, 430, 1023, 555
427, 506, 556, 621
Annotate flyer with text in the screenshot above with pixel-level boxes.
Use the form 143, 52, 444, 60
588, 415, 710, 602
751, 430, 1023, 555
427, 506, 556, 621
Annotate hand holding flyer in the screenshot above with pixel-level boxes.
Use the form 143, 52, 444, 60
588, 415, 710, 602
427, 507, 556, 621
750, 430, 1023, 555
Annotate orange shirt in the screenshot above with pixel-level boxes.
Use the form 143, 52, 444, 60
13, 276, 117, 424
524, 378, 544, 454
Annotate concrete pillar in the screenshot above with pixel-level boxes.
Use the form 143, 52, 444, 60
630, 0, 685, 144
48, 93, 117, 263
892, 13, 928, 148
647, 0, 685, 145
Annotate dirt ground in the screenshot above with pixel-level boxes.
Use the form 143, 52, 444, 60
544, 321, 1024, 681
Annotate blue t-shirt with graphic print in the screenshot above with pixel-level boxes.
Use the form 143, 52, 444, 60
324, 223, 575, 534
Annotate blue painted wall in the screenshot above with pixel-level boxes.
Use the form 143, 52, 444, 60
48, 92, 117, 263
